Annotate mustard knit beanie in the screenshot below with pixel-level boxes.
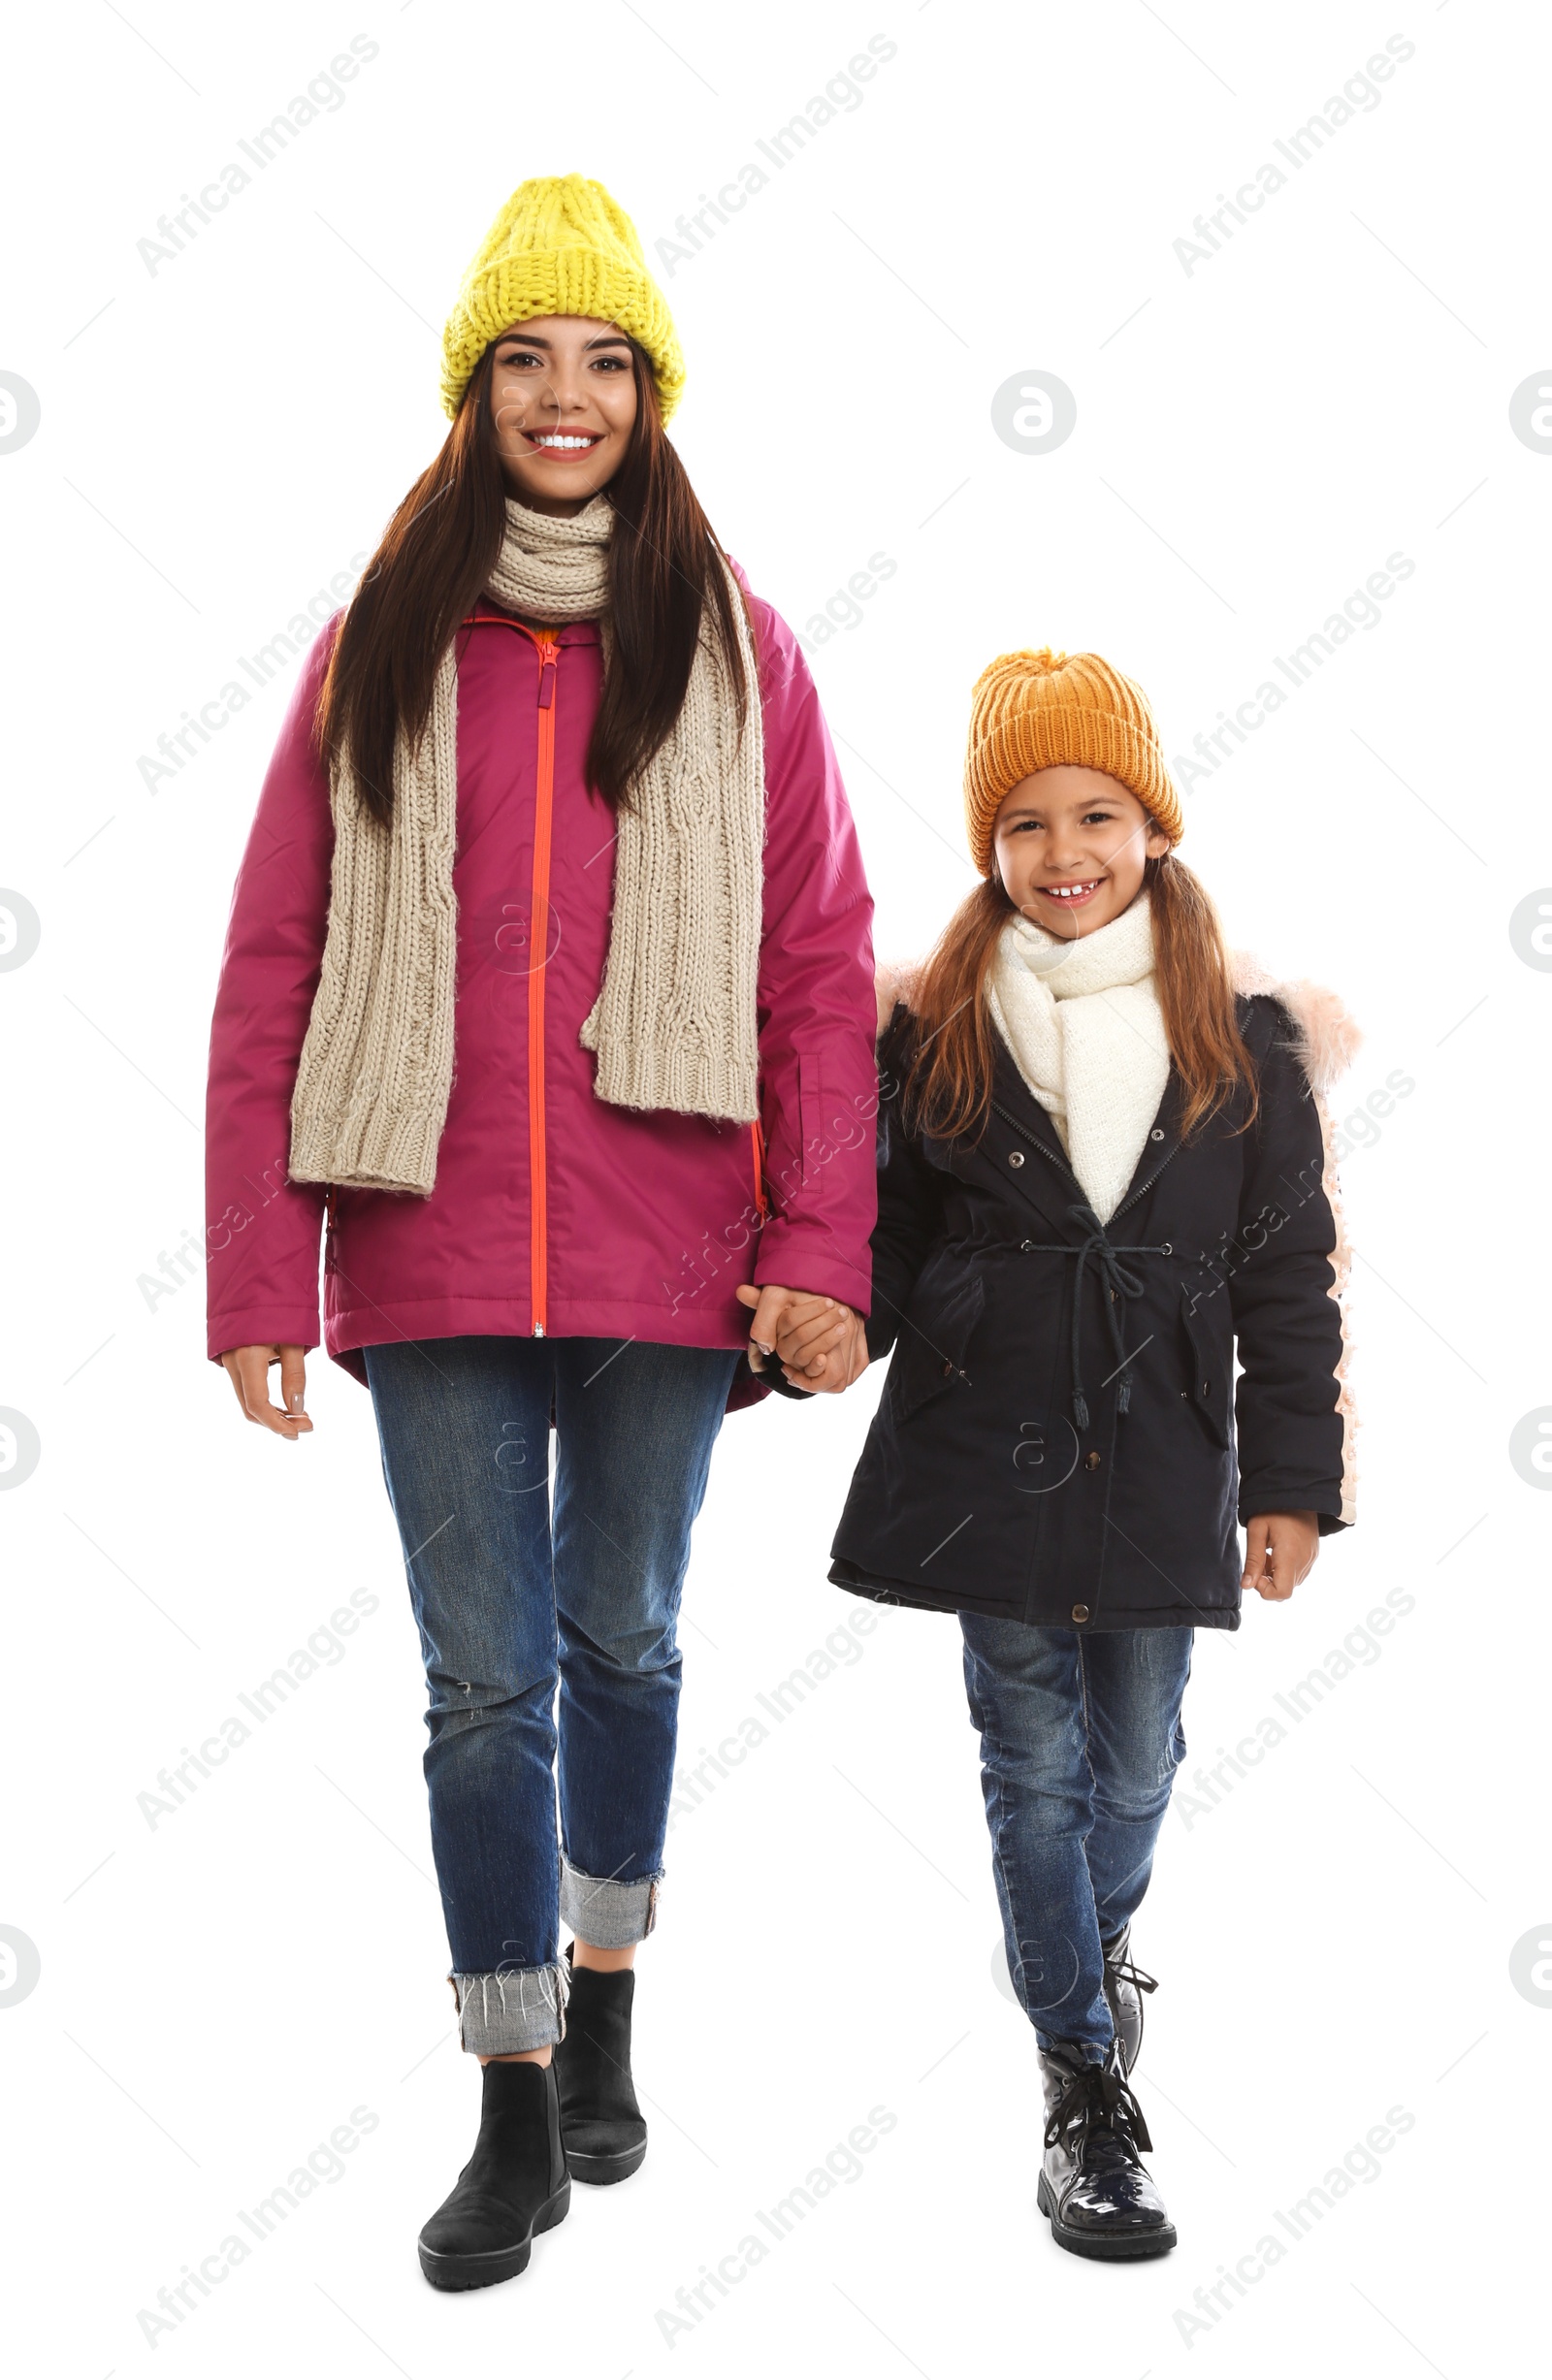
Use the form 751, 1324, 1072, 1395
963, 647, 1183, 877
439, 174, 685, 423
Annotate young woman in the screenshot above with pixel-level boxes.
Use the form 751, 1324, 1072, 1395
205, 175, 876, 2292
780, 647, 1356, 2260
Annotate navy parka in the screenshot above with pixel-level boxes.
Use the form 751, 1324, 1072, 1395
829, 993, 1353, 1631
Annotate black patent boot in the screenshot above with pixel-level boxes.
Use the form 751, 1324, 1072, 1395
417, 2058, 570, 2291
1100, 1924, 1158, 2075
553, 1946, 648, 2184
1036, 2041, 1176, 2261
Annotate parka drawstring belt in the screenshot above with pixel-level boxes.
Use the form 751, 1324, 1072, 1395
1019, 1203, 1171, 1429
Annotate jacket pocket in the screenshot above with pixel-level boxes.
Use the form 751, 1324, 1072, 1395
889, 1263, 986, 1424
1179, 1282, 1232, 1449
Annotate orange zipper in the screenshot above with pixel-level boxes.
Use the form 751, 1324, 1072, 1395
528, 630, 562, 1335
751, 1120, 769, 1223
456, 606, 566, 1338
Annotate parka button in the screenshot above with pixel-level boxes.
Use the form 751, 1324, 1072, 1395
1072, 1604, 1089, 1624
1150, 1128, 1164, 1142
1008, 1150, 1024, 1168
1084, 1451, 1102, 1471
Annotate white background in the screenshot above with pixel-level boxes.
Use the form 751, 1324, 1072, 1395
2, 2, 1547, 2372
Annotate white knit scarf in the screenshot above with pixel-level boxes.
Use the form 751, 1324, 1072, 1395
288, 494, 765, 1195
987, 893, 1170, 1223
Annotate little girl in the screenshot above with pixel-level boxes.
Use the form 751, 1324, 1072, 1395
785, 647, 1355, 2261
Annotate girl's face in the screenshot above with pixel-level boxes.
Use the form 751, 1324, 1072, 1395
489, 314, 639, 516
991, 766, 1172, 938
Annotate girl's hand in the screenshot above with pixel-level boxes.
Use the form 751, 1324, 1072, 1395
735, 1282, 851, 1374
771, 1291, 854, 1378
1242, 1511, 1318, 1600
784, 1312, 869, 1396
220, 1343, 313, 1438
732, 1283, 868, 1394
766, 1291, 866, 1390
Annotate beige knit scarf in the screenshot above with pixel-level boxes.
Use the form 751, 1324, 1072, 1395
288, 494, 765, 1195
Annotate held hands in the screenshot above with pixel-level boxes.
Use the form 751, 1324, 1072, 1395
1241, 1511, 1319, 1601
221, 1343, 312, 1438
735, 1284, 870, 1396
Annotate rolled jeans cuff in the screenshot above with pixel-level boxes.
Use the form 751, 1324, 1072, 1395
450, 1962, 567, 2056
560, 1855, 662, 1949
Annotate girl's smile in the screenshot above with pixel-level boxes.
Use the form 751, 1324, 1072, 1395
991, 765, 1172, 938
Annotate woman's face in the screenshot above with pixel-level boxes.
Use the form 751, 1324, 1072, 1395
991, 766, 1171, 939
488, 314, 639, 516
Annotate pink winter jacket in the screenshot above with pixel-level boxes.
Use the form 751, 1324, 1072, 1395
205, 569, 877, 1399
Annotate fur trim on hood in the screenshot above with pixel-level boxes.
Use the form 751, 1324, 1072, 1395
872, 950, 1360, 1094
1224, 954, 1360, 1094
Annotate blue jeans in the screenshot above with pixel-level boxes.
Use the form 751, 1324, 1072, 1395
960, 1619, 1193, 2057
365, 1335, 739, 2054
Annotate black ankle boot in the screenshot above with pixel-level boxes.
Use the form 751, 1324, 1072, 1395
417, 2059, 570, 2291
553, 1946, 648, 2184
1100, 1924, 1158, 2075
1036, 2041, 1176, 2261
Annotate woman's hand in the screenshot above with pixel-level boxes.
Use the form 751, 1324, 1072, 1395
1241, 1511, 1318, 1600
220, 1343, 313, 1438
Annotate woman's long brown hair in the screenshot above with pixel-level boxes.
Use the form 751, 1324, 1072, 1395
905, 854, 1257, 1146
315, 339, 749, 825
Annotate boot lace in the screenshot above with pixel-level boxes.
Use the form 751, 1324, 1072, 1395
1044, 2059, 1154, 2160
1105, 1945, 1158, 2000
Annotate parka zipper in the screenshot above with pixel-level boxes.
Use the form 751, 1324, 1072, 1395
751, 1119, 770, 1222
528, 630, 562, 1335
988, 1096, 1182, 1226
986, 1097, 1184, 1634
1107, 1134, 1182, 1228
455, 608, 566, 1339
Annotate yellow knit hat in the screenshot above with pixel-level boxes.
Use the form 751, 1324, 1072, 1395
963, 647, 1183, 876
439, 174, 685, 423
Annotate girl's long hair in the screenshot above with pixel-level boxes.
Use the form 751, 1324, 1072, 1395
905, 854, 1257, 1145
315, 338, 749, 825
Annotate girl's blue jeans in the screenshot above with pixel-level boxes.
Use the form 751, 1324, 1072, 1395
960, 1617, 1194, 2058
365, 1335, 739, 2055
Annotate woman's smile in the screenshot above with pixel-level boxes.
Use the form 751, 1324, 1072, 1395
489, 315, 639, 514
